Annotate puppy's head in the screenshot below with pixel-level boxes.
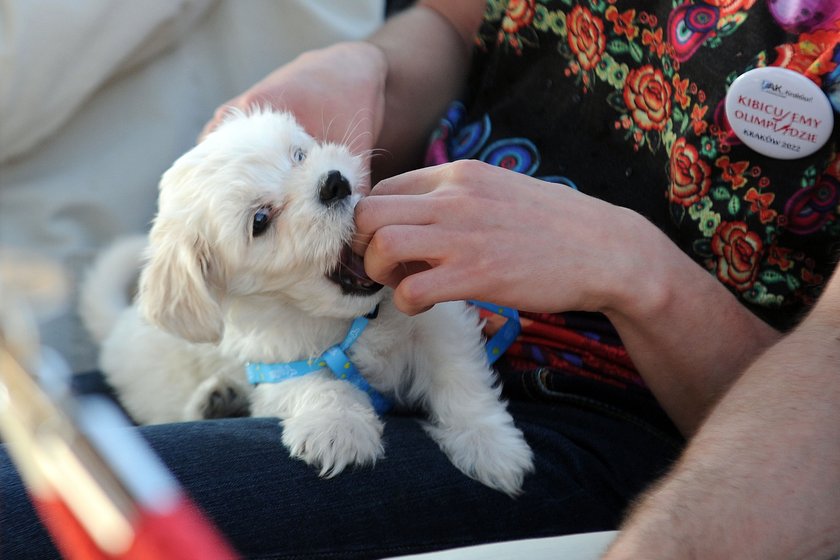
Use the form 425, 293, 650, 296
138, 109, 382, 344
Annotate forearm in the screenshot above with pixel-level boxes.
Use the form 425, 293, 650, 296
201, 0, 482, 176
358, 159, 779, 434
601, 212, 781, 435
605, 281, 840, 559
366, 0, 484, 178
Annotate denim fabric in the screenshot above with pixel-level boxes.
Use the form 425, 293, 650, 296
1, 372, 682, 559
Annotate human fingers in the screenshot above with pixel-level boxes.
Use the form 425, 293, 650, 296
353, 163, 481, 256
362, 224, 443, 289
390, 261, 484, 315
369, 165, 449, 196
352, 193, 439, 256
392, 268, 438, 315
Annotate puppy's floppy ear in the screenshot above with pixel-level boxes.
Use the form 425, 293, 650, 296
138, 229, 225, 344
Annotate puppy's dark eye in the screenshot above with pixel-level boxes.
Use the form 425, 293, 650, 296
252, 207, 272, 237
292, 147, 306, 165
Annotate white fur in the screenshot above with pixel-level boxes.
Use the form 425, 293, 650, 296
83, 109, 534, 496
79, 235, 249, 424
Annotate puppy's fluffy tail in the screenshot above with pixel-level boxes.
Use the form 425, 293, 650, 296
78, 234, 148, 344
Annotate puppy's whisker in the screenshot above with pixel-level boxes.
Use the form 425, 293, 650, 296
357, 148, 391, 165
342, 110, 374, 150
323, 113, 339, 143
344, 109, 370, 138
342, 124, 366, 152
347, 132, 376, 156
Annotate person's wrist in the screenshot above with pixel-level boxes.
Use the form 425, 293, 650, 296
306, 40, 387, 90
350, 39, 388, 77
595, 207, 678, 321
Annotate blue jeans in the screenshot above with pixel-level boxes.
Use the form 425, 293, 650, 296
0, 370, 682, 559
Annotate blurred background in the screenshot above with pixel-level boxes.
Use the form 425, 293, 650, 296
0, 0, 385, 372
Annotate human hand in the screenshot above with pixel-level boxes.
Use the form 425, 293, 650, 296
201, 41, 387, 190
353, 159, 660, 315
354, 159, 782, 433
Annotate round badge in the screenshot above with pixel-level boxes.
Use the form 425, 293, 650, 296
724, 67, 834, 160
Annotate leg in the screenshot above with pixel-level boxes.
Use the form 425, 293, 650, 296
250, 375, 385, 477
183, 375, 251, 420
415, 303, 533, 496
0, 399, 680, 559
420, 358, 535, 496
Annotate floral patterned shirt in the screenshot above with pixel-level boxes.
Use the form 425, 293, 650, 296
426, 0, 840, 390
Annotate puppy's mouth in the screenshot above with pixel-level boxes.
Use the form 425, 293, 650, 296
327, 244, 383, 296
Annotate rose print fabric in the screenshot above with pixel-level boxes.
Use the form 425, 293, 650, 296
426, 0, 840, 390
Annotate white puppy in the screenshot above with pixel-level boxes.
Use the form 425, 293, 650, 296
80, 235, 251, 424
84, 109, 534, 495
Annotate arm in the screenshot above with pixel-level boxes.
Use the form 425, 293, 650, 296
201, 0, 485, 182
367, 0, 485, 178
604, 267, 840, 559
601, 226, 781, 434
354, 161, 781, 434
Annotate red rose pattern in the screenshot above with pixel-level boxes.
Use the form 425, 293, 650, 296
502, 0, 537, 34
711, 221, 764, 291
623, 64, 672, 131
669, 137, 712, 206
567, 5, 607, 71
471, 0, 838, 313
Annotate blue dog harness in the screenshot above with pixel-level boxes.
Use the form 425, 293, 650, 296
468, 300, 521, 364
246, 302, 520, 415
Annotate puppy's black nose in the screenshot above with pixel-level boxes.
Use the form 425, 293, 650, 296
319, 170, 351, 205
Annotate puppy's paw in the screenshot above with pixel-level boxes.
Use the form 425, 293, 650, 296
426, 418, 534, 497
202, 384, 251, 419
281, 405, 384, 477
183, 376, 251, 420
